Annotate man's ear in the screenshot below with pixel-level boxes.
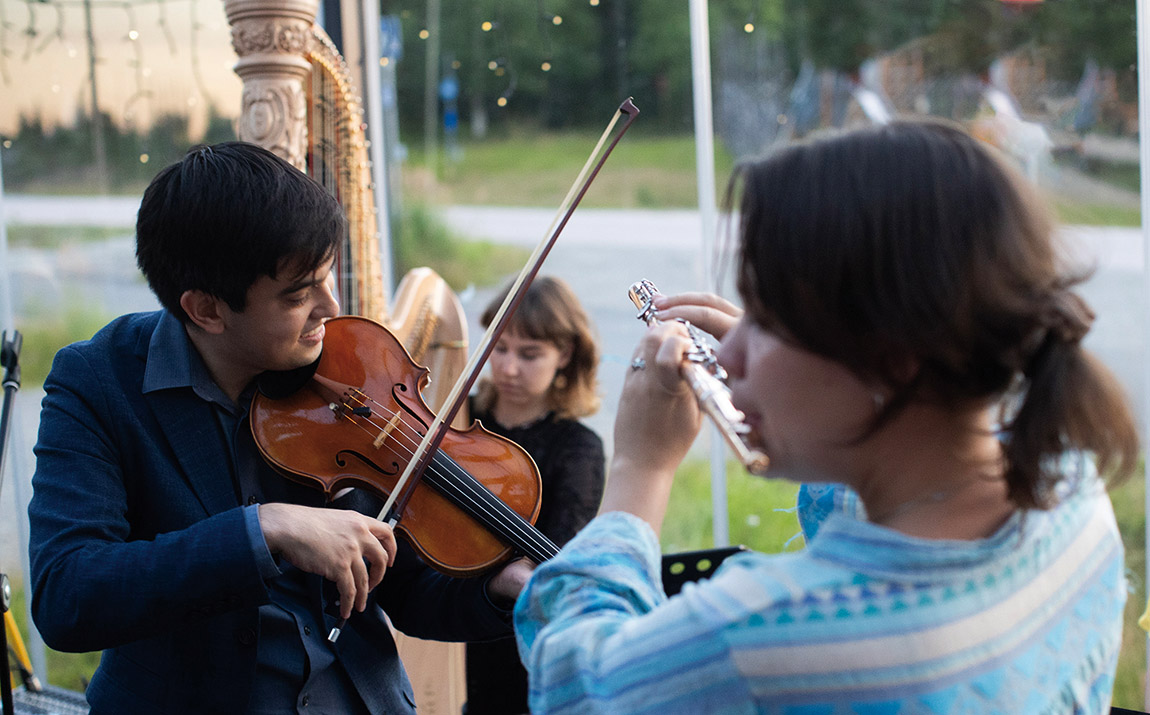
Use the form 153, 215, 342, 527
179, 290, 227, 335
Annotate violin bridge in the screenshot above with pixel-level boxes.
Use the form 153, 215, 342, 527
373, 413, 402, 449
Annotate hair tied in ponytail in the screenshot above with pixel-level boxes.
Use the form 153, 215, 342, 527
1044, 291, 1094, 345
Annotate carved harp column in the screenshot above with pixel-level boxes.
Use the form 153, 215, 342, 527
224, 0, 312, 167
225, 0, 387, 322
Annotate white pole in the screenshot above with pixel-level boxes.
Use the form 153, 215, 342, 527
0, 153, 10, 333
1137, 0, 1150, 707
0, 149, 47, 683
688, 0, 729, 548
359, 0, 394, 300
422, 0, 441, 172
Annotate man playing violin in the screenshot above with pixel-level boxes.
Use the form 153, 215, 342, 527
27, 142, 530, 714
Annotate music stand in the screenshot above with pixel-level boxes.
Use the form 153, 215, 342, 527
0, 330, 23, 715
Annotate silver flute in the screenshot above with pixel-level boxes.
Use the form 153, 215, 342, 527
628, 280, 769, 475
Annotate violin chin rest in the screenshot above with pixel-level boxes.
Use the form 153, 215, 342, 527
256, 354, 323, 399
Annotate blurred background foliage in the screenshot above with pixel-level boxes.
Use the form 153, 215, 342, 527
0, 0, 1139, 193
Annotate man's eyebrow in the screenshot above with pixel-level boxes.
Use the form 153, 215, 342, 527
279, 274, 321, 296
279, 260, 335, 296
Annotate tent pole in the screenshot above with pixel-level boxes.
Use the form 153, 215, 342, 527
687, 0, 729, 547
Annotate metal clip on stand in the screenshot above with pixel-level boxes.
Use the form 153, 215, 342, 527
1, 330, 23, 715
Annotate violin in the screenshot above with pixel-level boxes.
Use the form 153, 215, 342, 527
250, 315, 560, 575
251, 100, 639, 640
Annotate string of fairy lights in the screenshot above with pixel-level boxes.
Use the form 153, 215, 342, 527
415, 0, 614, 109
0, 0, 217, 153
1, 0, 772, 142
414, 0, 765, 110
2, 0, 643, 131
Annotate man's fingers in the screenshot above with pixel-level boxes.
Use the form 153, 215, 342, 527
361, 522, 395, 592
361, 538, 389, 592
351, 558, 369, 613
260, 506, 402, 618
371, 521, 398, 566
366, 555, 388, 593
336, 572, 355, 620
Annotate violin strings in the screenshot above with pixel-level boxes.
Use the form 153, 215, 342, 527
331, 388, 559, 562
335, 404, 550, 560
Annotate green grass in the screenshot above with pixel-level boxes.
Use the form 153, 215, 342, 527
7, 574, 101, 692
661, 457, 801, 555
406, 129, 737, 209
15, 304, 114, 385
1053, 198, 1142, 228
1108, 473, 1146, 710
393, 202, 529, 291
8, 226, 134, 386
7, 225, 131, 249
1071, 158, 1142, 196
402, 130, 1140, 226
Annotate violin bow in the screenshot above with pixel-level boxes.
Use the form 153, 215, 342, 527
377, 97, 640, 527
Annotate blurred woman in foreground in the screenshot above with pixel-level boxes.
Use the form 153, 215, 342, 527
514, 120, 1138, 714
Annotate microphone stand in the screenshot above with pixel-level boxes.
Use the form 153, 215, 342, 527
0, 330, 23, 715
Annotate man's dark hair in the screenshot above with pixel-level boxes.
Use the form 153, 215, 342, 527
136, 142, 346, 322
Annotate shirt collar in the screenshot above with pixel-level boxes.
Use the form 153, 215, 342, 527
807, 508, 1027, 577
143, 310, 237, 411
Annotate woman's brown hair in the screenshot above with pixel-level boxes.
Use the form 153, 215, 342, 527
474, 276, 601, 420
727, 119, 1138, 508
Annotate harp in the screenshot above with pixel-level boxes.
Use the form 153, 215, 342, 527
224, 0, 469, 709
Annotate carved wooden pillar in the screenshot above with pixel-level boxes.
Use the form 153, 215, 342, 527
224, 0, 315, 168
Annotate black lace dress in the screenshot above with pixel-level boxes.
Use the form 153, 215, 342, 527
464, 408, 605, 715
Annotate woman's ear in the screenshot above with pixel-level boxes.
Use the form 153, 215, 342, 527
179, 290, 227, 335
557, 343, 574, 370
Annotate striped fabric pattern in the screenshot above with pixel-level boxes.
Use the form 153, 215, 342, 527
514, 462, 1125, 714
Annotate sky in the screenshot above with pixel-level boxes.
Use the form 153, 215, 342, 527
0, 0, 242, 137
